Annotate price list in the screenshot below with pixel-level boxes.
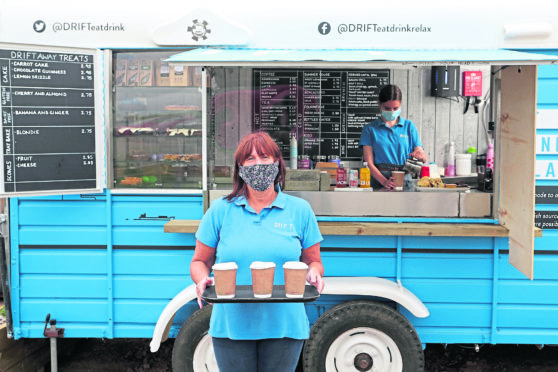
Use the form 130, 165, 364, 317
0, 48, 97, 193
253, 69, 389, 159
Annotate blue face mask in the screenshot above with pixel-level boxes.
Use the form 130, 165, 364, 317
381, 108, 401, 122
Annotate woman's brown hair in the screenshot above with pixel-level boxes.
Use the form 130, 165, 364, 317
226, 132, 286, 201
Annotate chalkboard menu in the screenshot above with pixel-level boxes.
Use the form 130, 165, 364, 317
0, 46, 99, 195
252, 69, 390, 159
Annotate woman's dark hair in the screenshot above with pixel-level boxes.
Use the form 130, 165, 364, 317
378, 84, 403, 104
226, 131, 286, 201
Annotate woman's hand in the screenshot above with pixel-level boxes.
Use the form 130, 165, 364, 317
195, 276, 214, 308
382, 176, 397, 190
307, 266, 325, 293
410, 147, 427, 163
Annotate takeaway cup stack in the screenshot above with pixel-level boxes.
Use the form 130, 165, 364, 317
212, 262, 238, 298
283, 261, 309, 298
250, 261, 276, 298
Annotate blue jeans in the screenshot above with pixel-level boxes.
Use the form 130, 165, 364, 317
212, 337, 304, 372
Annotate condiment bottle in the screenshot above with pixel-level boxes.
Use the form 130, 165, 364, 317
360, 162, 371, 188
447, 141, 456, 177
336, 162, 347, 188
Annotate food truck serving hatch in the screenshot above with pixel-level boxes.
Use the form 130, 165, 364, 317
166, 47, 558, 281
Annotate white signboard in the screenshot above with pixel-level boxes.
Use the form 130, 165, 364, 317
537, 109, 558, 129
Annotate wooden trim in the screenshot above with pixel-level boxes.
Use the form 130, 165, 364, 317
164, 219, 513, 237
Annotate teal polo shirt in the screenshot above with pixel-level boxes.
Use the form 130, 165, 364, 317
359, 117, 423, 166
195, 186, 323, 340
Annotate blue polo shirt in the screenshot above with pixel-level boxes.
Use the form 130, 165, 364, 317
195, 187, 323, 340
359, 117, 422, 166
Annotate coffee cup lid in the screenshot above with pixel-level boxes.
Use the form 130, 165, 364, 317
283, 261, 308, 270
249, 261, 276, 269
212, 262, 238, 270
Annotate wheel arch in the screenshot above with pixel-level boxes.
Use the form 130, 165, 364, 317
150, 283, 197, 352
321, 277, 430, 318
150, 276, 429, 352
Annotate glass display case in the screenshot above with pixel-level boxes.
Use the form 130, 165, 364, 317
112, 51, 203, 190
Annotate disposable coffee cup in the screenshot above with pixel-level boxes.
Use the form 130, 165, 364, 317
250, 261, 276, 298
212, 262, 238, 299
283, 261, 308, 298
392, 171, 404, 191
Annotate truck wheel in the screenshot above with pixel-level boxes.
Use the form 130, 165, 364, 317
172, 306, 218, 372
303, 300, 424, 372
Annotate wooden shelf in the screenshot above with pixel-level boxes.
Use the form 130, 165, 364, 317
164, 219, 542, 237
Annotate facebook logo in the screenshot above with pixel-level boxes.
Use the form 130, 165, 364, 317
318, 22, 331, 35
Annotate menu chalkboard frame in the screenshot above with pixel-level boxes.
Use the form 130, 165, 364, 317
0, 43, 105, 197
252, 68, 390, 160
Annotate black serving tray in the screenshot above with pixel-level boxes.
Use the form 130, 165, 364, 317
202, 285, 319, 303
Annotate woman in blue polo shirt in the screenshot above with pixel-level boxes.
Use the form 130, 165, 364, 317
359, 84, 427, 189
190, 132, 324, 372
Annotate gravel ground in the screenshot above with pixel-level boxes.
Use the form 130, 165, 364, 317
53, 338, 558, 372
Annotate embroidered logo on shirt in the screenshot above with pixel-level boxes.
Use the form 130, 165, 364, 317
274, 222, 295, 231
400, 134, 409, 138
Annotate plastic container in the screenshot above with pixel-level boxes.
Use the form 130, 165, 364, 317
447, 141, 456, 177
336, 162, 347, 188
290, 134, 297, 169
360, 162, 371, 188
328, 155, 341, 167
420, 164, 430, 178
297, 155, 311, 169
429, 162, 440, 178
456, 154, 472, 176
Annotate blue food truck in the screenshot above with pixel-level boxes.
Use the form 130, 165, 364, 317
1, 2, 558, 371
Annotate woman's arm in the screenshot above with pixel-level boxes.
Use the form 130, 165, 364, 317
363, 145, 395, 189
190, 240, 217, 307
301, 243, 325, 293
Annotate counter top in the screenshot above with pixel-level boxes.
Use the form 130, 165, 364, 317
164, 219, 542, 237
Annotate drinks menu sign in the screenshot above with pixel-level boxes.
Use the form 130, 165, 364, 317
0, 45, 102, 195
252, 69, 390, 159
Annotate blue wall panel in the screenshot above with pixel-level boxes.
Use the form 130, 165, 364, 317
20, 274, 107, 298
114, 275, 190, 299
20, 249, 107, 274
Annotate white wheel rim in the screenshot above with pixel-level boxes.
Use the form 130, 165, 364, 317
325, 327, 403, 372
192, 333, 218, 372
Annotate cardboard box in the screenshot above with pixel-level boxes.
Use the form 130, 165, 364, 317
156, 58, 171, 86
126, 58, 139, 86
285, 169, 321, 191
139, 59, 154, 86
315, 162, 338, 186
115, 58, 127, 86
170, 64, 189, 86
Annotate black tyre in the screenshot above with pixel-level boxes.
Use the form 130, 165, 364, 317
172, 306, 218, 372
303, 300, 424, 372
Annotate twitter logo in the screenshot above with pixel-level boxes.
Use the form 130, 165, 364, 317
33, 20, 46, 33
